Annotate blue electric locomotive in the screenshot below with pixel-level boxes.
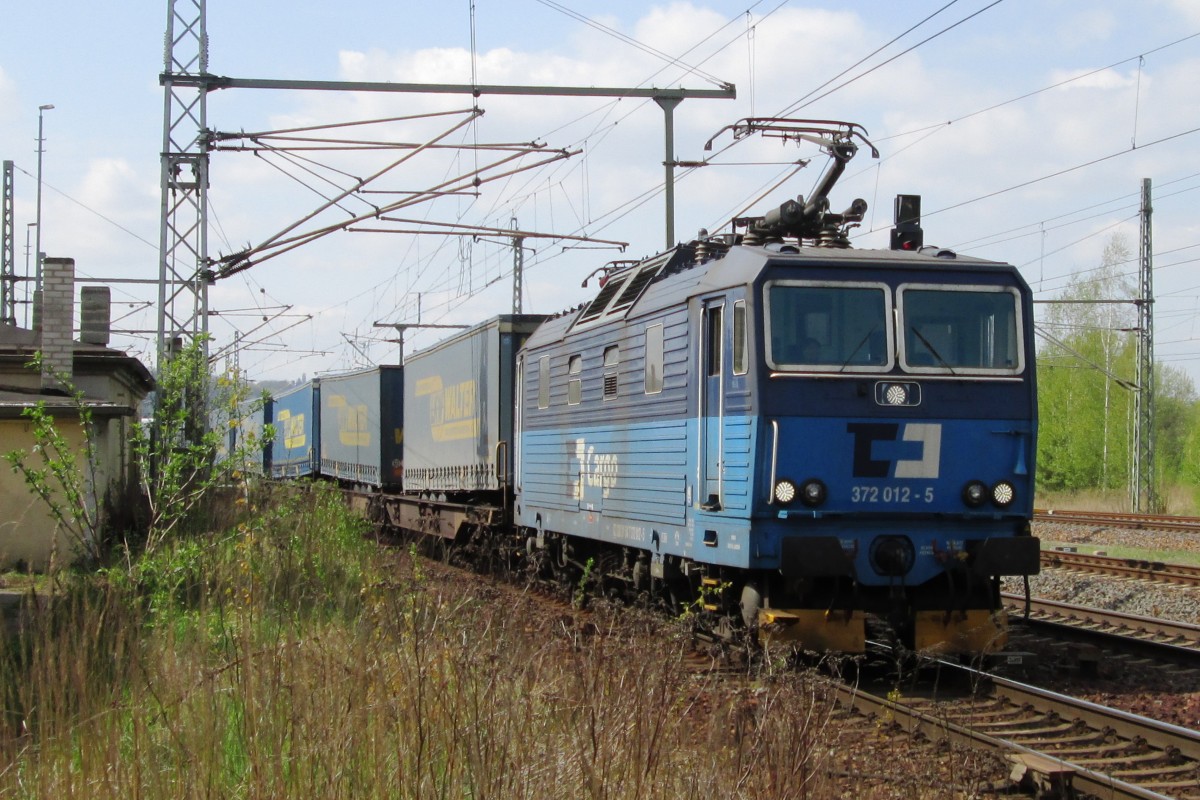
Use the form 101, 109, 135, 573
254, 119, 1039, 655
514, 120, 1038, 653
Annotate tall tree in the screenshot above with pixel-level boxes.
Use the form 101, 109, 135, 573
1037, 233, 1200, 506
1037, 235, 1137, 492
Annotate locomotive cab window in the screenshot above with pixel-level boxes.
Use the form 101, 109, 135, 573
538, 356, 550, 409
645, 324, 664, 394
898, 284, 1023, 375
765, 281, 892, 372
733, 300, 748, 376
705, 306, 723, 377
567, 354, 583, 405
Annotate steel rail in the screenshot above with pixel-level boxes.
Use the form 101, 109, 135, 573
1041, 549, 1200, 587
1005, 593, 1200, 644
1036, 509, 1200, 533
838, 664, 1200, 799
1002, 593, 1200, 666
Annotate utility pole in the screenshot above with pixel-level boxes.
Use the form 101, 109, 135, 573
1132, 177, 1157, 513
35, 104, 53, 296
655, 96, 683, 249
373, 321, 469, 364
511, 217, 525, 314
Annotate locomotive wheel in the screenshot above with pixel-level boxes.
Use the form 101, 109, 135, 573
740, 582, 762, 630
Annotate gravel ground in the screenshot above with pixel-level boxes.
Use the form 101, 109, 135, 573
997, 521, 1200, 730
1034, 519, 1200, 554
998, 521, 1200, 624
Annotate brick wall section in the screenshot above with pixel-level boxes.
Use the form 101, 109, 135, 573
39, 257, 75, 390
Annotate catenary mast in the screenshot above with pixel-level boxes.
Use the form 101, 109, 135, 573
157, 0, 210, 361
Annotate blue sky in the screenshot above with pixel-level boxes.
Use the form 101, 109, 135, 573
3, 1, 1200, 384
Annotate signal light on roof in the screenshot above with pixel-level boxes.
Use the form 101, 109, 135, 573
890, 194, 924, 251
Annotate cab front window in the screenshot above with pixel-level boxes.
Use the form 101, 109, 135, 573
898, 285, 1023, 374
766, 281, 891, 372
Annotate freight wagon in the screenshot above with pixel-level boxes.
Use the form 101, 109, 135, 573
270, 380, 319, 479
319, 366, 404, 489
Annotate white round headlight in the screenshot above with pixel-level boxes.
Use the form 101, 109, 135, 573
991, 480, 1016, 508
774, 479, 797, 505
885, 384, 908, 405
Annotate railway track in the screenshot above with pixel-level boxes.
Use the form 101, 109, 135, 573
842, 664, 1200, 799
1041, 549, 1200, 588
1005, 594, 1200, 654
1002, 593, 1200, 679
1036, 509, 1200, 534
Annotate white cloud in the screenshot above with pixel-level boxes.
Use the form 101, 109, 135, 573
16, 1, 1200, 381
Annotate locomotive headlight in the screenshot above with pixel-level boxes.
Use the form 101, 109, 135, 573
773, 479, 798, 505
800, 479, 828, 507
884, 383, 908, 405
962, 480, 988, 508
991, 480, 1016, 508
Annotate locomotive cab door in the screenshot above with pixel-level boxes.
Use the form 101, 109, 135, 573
699, 300, 725, 510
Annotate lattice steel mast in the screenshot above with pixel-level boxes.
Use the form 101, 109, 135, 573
157, 1, 732, 359
1, 161, 13, 326
157, 0, 210, 360
1131, 177, 1157, 512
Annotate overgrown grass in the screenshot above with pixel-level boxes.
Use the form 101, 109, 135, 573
0, 484, 998, 798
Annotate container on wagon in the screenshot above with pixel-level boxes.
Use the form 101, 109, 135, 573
318, 365, 403, 488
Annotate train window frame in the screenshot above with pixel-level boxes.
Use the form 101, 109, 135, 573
538, 356, 550, 409
896, 283, 1024, 376
645, 323, 664, 395
763, 280, 894, 373
732, 300, 748, 376
705, 305, 723, 377
567, 354, 583, 405
603, 345, 619, 400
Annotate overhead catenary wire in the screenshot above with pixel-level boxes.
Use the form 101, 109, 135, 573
148, 5, 1200, 377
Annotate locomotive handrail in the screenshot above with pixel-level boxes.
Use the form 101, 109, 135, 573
768, 419, 780, 504
496, 440, 509, 516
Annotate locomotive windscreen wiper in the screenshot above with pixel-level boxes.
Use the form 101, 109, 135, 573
838, 327, 877, 372
909, 326, 957, 374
